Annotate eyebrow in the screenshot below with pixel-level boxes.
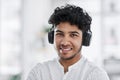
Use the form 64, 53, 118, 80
55, 30, 80, 34
55, 30, 63, 33
70, 31, 80, 34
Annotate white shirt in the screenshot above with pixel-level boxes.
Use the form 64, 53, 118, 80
27, 56, 110, 80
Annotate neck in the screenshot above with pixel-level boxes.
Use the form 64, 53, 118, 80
59, 54, 82, 73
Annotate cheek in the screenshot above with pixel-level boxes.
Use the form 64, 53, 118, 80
54, 37, 61, 46
73, 39, 82, 47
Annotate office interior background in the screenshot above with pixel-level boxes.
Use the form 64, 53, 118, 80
0, 0, 120, 80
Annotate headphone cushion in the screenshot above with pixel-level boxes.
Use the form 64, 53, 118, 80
48, 30, 54, 44
82, 31, 92, 46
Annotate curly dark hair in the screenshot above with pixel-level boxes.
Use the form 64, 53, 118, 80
48, 4, 92, 32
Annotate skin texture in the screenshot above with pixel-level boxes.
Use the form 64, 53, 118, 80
54, 22, 83, 73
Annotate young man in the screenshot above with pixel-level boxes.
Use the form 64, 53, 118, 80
27, 4, 110, 80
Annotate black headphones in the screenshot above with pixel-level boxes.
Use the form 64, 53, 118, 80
48, 27, 92, 46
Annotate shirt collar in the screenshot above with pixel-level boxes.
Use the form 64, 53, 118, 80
68, 56, 86, 70
55, 56, 86, 71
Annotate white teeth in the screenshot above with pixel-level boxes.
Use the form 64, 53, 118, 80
59, 47, 72, 53
60, 47, 72, 51
63, 48, 71, 50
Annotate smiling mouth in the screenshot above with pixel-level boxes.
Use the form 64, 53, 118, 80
60, 47, 72, 53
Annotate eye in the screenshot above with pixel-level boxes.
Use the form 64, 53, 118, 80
55, 33, 64, 37
70, 34, 78, 37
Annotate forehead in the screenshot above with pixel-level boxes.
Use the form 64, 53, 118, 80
55, 22, 82, 33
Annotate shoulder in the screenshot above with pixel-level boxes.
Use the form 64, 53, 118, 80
84, 59, 110, 80
27, 58, 57, 80
87, 67, 110, 80
82, 57, 101, 71
32, 58, 57, 71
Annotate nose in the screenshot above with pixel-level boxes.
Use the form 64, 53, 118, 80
61, 36, 70, 45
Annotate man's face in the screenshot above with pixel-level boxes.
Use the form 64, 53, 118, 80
54, 22, 83, 60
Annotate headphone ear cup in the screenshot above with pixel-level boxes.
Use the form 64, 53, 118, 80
82, 30, 92, 46
48, 30, 54, 44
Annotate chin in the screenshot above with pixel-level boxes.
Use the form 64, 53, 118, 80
60, 56, 75, 60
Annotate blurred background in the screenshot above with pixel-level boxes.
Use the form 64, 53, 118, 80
0, 0, 120, 80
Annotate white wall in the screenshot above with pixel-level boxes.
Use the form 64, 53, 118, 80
22, 0, 52, 79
